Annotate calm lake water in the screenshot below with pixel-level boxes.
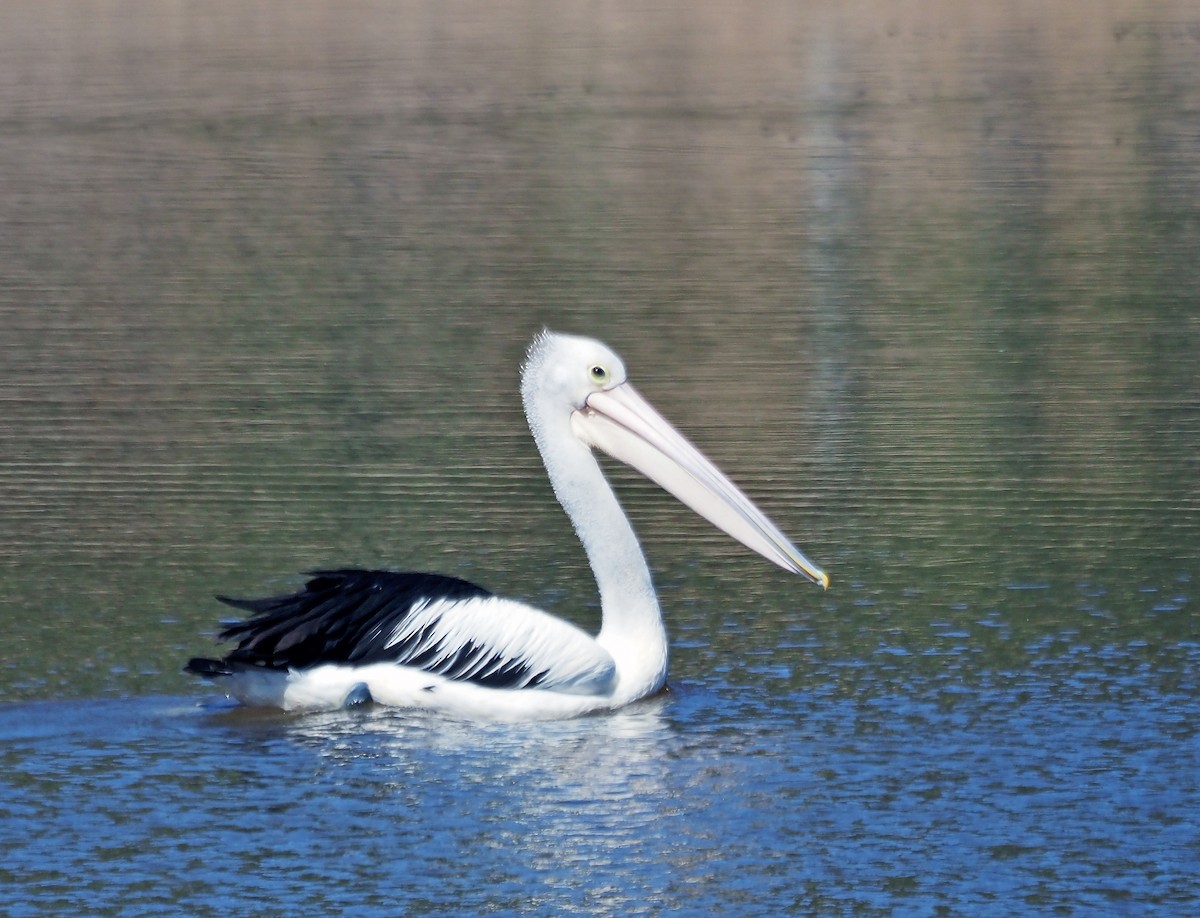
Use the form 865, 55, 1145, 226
1, 2, 1197, 915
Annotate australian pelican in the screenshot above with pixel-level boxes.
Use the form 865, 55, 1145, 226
186, 331, 828, 720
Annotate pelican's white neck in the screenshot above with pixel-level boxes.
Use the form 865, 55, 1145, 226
521, 347, 669, 702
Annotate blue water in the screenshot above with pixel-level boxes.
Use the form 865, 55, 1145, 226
3, 620, 1196, 916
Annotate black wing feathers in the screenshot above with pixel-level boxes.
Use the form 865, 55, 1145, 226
187, 568, 557, 689
203, 569, 493, 671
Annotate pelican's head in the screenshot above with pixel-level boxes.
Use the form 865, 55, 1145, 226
521, 330, 829, 588
521, 330, 629, 412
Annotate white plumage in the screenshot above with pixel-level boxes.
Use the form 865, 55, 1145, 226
383, 596, 617, 695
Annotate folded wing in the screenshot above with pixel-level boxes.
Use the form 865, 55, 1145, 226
188, 569, 616, 695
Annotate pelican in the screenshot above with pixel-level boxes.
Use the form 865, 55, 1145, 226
186, 331, 828, 720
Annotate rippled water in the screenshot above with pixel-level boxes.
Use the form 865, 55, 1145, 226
2, 655, 1195, 915
1, 2, 1198, 915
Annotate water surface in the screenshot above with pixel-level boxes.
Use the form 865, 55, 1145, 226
1, 2, 1197, 915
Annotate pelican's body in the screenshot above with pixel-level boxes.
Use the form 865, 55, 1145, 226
186, 331, 827, 721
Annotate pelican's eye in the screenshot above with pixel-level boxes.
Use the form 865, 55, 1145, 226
589, 364, 610, 385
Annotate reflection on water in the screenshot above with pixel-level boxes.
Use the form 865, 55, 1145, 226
285, 699, 683, 900
0, 1, 1197, 915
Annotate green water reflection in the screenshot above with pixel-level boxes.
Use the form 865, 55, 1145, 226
0, 1, 1195, 705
